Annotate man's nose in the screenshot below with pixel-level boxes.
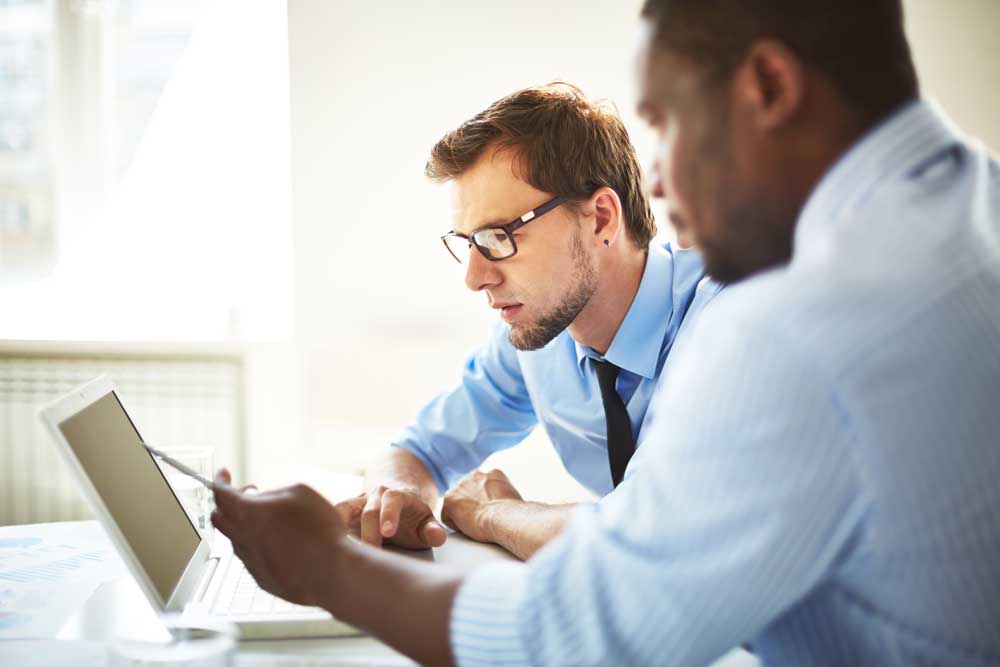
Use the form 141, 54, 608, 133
464, 248, 502, 292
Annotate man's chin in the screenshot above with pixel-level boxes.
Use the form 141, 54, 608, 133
702, 248, 786, 285
507, 323, 547, 351
697, 240, 754, 285
702, 256, 746, 285
508, 319, 569, 351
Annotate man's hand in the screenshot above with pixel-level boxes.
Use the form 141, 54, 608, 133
212, 469, 462, 667
441, 469, 523, 543
211, 469, 346, 608
334, 486, 447, 550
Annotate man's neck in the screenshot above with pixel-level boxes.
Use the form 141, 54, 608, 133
782, 91, 909, 233
567, 246, 648, 356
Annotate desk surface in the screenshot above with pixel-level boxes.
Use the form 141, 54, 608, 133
0, 520, 513, 666
1, 521, 759, 667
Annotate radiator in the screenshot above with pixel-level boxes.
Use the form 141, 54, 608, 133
0, 341, 245, 526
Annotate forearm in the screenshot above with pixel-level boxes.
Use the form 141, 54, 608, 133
365, 447, 440, 506
325, 538, 463, 667
483, 500, 585, 560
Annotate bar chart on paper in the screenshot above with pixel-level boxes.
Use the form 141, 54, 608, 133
0, 522, 120, 639
0, 537, 105, 583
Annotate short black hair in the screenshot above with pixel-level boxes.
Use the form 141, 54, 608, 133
641, 0, 919, 125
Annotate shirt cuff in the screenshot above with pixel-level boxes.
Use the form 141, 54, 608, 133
450, 561, 532, 667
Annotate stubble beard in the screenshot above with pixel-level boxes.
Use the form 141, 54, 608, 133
507, 233, 598, 351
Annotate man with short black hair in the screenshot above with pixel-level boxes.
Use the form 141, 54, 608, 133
212, 2, 1000, 665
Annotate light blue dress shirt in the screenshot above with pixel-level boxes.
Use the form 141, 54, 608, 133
450, 99, 1000, 666
394, 242, 718, 496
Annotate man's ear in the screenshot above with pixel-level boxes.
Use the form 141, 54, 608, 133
732, 39, 805, 131
589, 187, 625, 247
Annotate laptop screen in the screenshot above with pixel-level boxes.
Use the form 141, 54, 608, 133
58, 391, 201, 602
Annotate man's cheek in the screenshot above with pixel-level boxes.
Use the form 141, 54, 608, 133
667, 142, 702, 223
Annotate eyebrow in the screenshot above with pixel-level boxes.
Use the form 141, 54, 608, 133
459, 213, 523, 236
477, 217, 512, 230
456, 196, 562, 236
449, 218, 506, 239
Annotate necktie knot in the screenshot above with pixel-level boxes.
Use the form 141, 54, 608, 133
593, 359, 621, 390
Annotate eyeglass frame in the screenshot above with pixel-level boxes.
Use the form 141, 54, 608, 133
440, 195, 568, 264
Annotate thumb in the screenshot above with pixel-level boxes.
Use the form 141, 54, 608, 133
212, 470, 246, 518
419, 518, 448, 548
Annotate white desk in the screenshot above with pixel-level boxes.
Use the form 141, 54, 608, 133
0, 520, 511, 665
0, 521, 759, 667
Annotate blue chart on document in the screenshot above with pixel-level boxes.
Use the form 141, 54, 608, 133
0, 522, 119, 639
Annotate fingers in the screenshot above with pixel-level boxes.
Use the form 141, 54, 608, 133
211, 507, 241, 542
334, 495, 365, 526
419, 517, 447, 548
439, 499, 458, 532
357, 487, 446, 549
379, 489, 405, 538
212, 470, 247, 519
229, 538, 252, 567
360, 487, 385, 547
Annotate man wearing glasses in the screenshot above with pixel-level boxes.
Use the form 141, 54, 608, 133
332, 83, 720, 560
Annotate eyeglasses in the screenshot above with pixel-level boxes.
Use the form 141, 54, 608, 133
441, 195, 567, 264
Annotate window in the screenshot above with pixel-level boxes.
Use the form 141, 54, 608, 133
0, 0, 53, 285
0, 0, 292, 343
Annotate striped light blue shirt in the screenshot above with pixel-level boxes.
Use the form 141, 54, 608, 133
450, 99, 1000, 666
394, 242, 718, 496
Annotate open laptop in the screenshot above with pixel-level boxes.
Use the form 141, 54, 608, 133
38, 375, 360, 640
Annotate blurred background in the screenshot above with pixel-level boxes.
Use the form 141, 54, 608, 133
2, 0, 999, 525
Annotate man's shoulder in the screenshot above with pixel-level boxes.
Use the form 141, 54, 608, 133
697, 149, 996, 381
692, 256, 877, 381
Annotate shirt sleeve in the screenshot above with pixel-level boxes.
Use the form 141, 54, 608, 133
393, 322, 538, 493
450, 307, 866, 667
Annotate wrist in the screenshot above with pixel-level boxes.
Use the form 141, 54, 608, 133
477, 498, 516, 543
320, 535, 361, 617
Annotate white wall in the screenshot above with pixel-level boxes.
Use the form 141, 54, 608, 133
282, 1, 1000, 496
904, 0, 1000, 152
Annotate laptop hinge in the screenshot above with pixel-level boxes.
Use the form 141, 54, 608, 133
195, 555, 221, 602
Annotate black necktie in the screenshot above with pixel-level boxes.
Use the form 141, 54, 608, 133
593, 360, 635, 488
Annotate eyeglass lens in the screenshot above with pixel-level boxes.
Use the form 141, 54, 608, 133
473, 228, 514, 259
444, 228, 515, 263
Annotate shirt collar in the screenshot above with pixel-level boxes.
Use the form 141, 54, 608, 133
574, 243, 678, 380
797, 98, 964, 240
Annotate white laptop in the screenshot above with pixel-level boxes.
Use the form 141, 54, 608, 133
38, 375, 360, 640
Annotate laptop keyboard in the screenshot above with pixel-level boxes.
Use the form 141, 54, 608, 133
212, 559, 316, 616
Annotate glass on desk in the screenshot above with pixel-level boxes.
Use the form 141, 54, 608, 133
155, 446, 215, 543
110, 616, 236, 667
